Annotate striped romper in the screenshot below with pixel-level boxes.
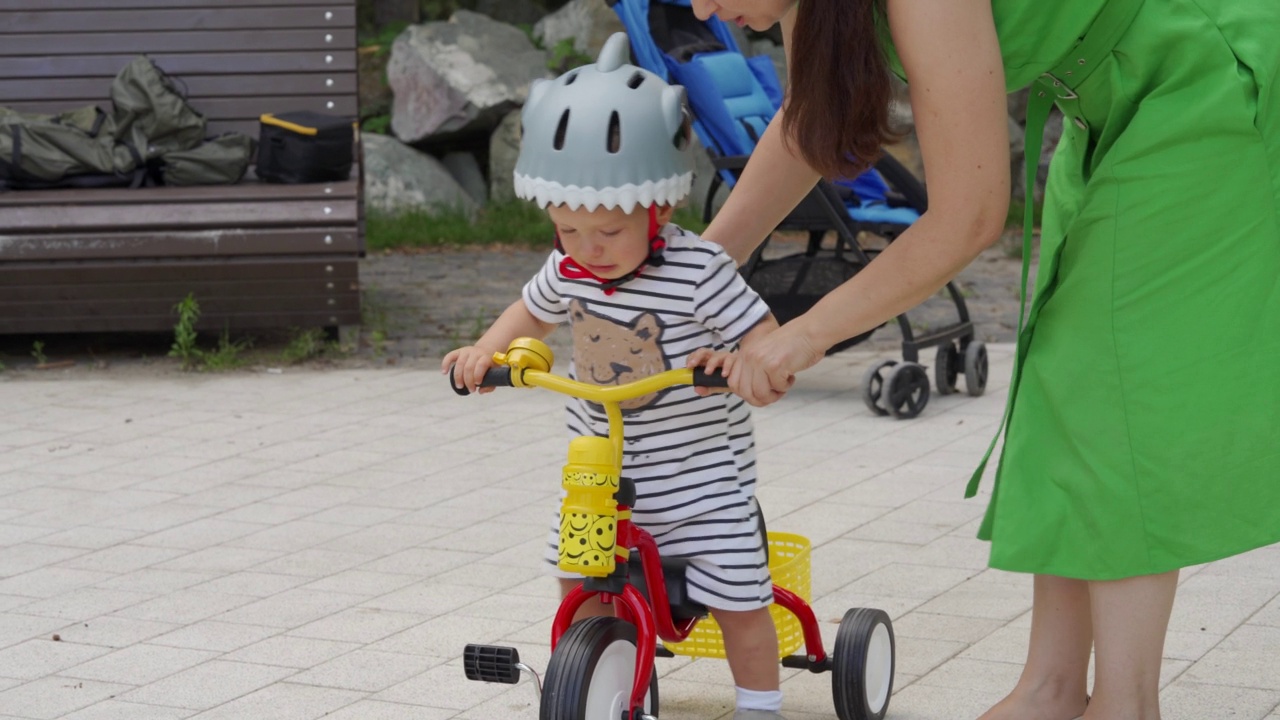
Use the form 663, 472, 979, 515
522, 223, 774, 612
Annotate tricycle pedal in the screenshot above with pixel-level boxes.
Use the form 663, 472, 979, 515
463, 644, 523, 684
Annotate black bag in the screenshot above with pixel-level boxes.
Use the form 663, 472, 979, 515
256, 111, 354, 184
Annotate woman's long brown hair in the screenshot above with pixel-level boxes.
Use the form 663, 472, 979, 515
783, 0, 899, 179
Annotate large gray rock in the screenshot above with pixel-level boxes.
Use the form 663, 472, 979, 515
387, 10, 549, 144
488, 108, 522, 203
362, 133, 479, 217
533, 0, 624, 57
443, 150, 489, 206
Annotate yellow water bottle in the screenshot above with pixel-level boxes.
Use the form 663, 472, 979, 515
558, 436, 619, 577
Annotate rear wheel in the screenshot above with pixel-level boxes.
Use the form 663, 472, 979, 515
861, 359, 897, 416
884, 362, 930, 419
832, 607, 895, 720
541, 617, 658, 720
935, 342, 960, 396
963, 341, 989, 397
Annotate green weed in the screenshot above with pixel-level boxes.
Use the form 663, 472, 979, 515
169, 293, 250, 371
280, 328, 340, 365
30, 341, 47, 366
170, 293, 203, 370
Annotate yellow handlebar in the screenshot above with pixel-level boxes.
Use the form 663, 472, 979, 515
518, 367, 700, 404
488, 339, 727, 463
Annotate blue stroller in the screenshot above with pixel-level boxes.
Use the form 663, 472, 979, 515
608, 0, 988, 418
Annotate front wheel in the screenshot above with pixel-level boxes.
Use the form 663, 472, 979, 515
541, 617, 658, 720
832, 607, 895, 720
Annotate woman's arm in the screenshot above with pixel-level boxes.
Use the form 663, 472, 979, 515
727, 0, 1012, 405
700, 6, 820, 265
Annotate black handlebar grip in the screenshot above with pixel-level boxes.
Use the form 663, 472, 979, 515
449, 366, 514, 396
692, 367, 730, 388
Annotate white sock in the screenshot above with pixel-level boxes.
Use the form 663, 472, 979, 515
736, 686, 783, 712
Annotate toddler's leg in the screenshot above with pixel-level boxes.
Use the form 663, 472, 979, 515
714, 606, 782, 716
558, 578, 613, 624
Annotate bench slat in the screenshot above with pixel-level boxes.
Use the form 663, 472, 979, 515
0, 257, 358, 284
0, 309, 359, 334
4, 96, 359, 123
3, 200, 359, 233
0, 228, 360, 261
0, 29, 355, 56
0, 73, 358, 103
0, 7, 356, 34
0, 179, 360, 207
7, 0, 351, 9
0, 259, 361, 333
1, 291, 360, 317
0, 52, 358, 79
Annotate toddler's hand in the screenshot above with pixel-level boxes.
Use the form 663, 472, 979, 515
687, 348, 737, 396
441, 346, 498, 394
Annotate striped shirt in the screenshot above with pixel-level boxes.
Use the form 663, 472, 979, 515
522, 224, 771, 529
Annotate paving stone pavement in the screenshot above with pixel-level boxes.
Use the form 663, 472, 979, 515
1, 346, 1278, 719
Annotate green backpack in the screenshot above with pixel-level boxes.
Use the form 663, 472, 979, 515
0, 57, 254, 190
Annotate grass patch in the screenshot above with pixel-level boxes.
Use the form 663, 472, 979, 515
366, 201, 553, 250
366, 200, 712, 252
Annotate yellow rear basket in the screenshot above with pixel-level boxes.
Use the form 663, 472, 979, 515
663, 531, 811, 659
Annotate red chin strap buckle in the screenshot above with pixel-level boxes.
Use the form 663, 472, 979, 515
556, 206, 666, 295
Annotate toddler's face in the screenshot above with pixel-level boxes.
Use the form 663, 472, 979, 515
548, 204, 674, 279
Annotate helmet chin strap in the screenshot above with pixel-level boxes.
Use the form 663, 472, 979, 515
556, 205, 667, 295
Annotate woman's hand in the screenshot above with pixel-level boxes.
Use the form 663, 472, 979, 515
728, 320, 824, 406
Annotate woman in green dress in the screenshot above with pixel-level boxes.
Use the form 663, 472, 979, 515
687, 0, 1280, 718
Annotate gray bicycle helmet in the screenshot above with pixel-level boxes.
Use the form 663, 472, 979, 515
513, 32, 693, 214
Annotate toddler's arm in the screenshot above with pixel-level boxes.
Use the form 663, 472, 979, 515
441, 299, 556, 394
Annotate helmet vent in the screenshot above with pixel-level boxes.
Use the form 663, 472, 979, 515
627, 72, 645, 89
554, 109, 570, 150
607, 111, 621, 154
564, 71, 579, 86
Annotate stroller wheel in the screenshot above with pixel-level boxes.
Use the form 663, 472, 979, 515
963, 341, 989, 397
861, 360, 897, 416
934, 343, 960, 395
884, 363, 930, 419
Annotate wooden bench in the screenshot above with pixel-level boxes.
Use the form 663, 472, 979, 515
0, 0, 363, 335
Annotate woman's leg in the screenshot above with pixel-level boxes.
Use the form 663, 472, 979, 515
1083, 570, 1178, 720
714, 606, 780, 691
979, 574, 1093, 720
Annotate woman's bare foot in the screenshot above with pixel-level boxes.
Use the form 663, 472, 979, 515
978, 688, 1088, 720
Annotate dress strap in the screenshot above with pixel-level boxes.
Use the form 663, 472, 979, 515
965, 0, 1146, 498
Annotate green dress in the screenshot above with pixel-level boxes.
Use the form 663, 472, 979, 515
904, 0, 1280, 580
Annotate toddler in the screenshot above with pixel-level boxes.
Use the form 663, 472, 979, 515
443, 32, 786, 720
